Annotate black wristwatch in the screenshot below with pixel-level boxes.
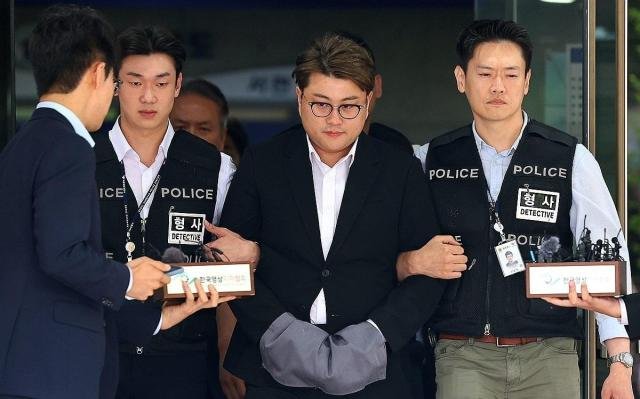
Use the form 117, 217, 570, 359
607, 352, 634, 368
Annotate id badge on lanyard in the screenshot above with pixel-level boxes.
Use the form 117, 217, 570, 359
493, 221, 526, 277
489, 192, 525, 277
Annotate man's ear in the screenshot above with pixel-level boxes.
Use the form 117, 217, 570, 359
295, 86, 303, 115
365, 91, 374, 119
87, 61, 107, 89
454, 65, 466, 94
373, 74, 383, 100
523, 69, 531, 96
175, 72, 183, 97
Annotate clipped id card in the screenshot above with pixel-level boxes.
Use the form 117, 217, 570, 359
495, 240, 526, 277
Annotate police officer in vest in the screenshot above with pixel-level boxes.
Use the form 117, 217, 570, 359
94, 26, 252, 399
397, 20, 633, 399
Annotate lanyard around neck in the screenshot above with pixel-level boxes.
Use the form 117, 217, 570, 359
121, 160, 165, 260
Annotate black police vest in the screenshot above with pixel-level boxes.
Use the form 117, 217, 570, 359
94, 130, 221, 354
426, 120, 582, 338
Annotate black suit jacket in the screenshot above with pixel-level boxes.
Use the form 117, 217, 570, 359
623, 294, 640, 339
221, 126, 444, 398
0, 108, 130, 399
368, 122, 414, 155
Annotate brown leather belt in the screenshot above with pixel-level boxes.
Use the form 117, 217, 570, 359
439, 333, 541, 347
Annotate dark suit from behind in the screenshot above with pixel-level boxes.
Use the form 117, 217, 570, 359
0, 108, 130, 399
623, 294, 640, 339
222, 126, 444, 398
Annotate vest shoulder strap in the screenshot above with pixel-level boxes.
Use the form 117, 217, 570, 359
93, 131, 118, 164
168, 130, 222, 172
429, 125, 473, 149
525, 119, 578, 148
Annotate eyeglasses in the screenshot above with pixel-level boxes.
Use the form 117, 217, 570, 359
304, 96, 366, 120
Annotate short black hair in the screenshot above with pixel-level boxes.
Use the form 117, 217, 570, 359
28, 4, 116, 96
180, 79, 229, 125
117, 26, 186, 75
456, 20, 532, 72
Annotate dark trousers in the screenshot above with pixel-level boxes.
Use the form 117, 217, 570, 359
422, 344, 436, 399
116, 351, 223, 399
246, 386, 298, 399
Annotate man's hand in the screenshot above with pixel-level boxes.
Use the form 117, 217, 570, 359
396, 235, 467, 281
126, 257, 170, 300
204, 221, 259, 265
542, 281, 622, 318
161, 280, 235, 330
601, 337, 633, 399
220, 367, 246, 399
602, 363, 633, 399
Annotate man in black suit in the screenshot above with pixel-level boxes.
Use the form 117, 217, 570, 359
0, 5, 171, 399
221, 32, 464, 398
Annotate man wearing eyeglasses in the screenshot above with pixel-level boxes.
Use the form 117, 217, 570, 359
218, 32, 461, 399
93, 26, 258, 399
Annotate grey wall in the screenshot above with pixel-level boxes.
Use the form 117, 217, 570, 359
15, 5, 474, 143
14, 2, 584, 144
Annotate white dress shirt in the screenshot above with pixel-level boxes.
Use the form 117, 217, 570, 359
619, 299, 629, 325
307, 135, 358, 325
109, 118, 236, 332
413, 111, 631, 343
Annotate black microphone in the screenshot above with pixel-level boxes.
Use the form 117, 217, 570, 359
611, 237, 622, 260
161, 247, 187, 277
594, 239, 603, 261
162, 247, 187, 263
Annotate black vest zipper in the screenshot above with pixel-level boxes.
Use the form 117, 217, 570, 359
484, 212, 494, 336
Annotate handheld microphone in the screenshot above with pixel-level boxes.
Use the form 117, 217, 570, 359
162, 246, 188, 263
162, 247, 187, 276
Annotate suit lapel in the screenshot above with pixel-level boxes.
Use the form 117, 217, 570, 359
327, 134, 380, 262
284, 127, 325, 263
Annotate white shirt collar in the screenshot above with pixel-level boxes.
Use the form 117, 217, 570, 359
36, 101, 95, 147
108, 116, 175, 162
306, 135, 359, 169
472, 110, 529, 155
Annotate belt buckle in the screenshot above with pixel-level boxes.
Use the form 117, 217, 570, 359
496, 337, 516, 347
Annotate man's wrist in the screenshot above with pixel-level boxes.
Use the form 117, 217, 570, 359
250, 240, 259, 263
608, 362, 633, 378
160, 304, 188, 330
400, 251, 418, 278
